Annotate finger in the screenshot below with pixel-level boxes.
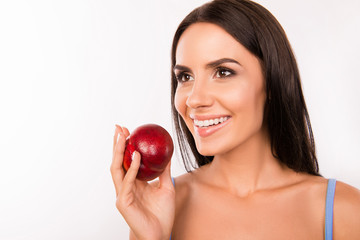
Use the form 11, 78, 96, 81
159, 160, 173, 189
122, 126, 130, 138
113, 125, 124, 154
111, 129, 126, 195
121, 151, 141, 194
113, 125, 119, 153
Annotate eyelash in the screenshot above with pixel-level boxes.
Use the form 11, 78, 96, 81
175, 72, 193, 83
215, 67, 235, 78
175, 67, 235, 83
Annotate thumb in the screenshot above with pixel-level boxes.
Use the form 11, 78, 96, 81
159, 160, 173, 189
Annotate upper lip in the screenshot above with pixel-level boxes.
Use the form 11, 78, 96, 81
189, 114, 231, 121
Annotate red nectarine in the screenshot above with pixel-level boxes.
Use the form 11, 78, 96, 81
123, 124, 174, 181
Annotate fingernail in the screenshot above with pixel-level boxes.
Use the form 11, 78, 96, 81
132, 151, 137, 160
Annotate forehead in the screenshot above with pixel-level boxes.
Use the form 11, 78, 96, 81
175, 22, 252, 66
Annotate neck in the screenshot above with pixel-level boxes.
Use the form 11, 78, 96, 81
205, 129, 293, 196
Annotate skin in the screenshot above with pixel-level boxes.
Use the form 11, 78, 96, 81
111, 125, 175, 240
111, 22, 360, 240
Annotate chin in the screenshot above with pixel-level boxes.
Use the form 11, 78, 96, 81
197, 149, 215, 157
195, 142, 223, 157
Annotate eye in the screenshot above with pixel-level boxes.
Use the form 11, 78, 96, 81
215, 67, 234, 78
175, 72, 194, 82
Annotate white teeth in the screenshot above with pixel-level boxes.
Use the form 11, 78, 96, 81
194, 117, 229, 128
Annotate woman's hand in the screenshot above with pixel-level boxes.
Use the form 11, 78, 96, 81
110, 125, 175, 240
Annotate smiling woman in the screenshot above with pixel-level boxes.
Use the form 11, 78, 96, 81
111, 0, 360, 240
171, 3, 319, 175
174, 22, 269, 162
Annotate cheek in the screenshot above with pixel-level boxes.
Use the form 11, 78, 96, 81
174, 87, 187, 120
222, 82, 266, 128
218, 83, 251, 111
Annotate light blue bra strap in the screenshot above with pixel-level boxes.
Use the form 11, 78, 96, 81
325, 178, 336, 240
170, 177, 175, 240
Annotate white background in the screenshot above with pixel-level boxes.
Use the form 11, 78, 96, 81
0, 0, 359, 239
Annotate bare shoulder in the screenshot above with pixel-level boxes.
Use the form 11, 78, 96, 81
285, 175, 360, 239
171, 171, 192, 216
334, 180, 360, 202
172, 167, 206, 210
172, 165, 208, 191
172, 170, 196, 198
333, 180, 360, 239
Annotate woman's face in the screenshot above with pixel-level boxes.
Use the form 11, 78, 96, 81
174, 22, 267, 156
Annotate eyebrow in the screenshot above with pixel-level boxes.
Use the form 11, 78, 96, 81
173, 58, 241, 72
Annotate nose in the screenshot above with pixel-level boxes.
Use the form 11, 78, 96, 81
186, 78, 214, 109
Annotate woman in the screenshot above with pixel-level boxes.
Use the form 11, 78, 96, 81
111, 0, 360, 239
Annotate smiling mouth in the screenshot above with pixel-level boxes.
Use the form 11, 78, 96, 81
191, 115, 231, 138
194, 116, 230, 128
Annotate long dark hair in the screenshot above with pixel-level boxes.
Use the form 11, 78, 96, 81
170, 0, 321, 176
